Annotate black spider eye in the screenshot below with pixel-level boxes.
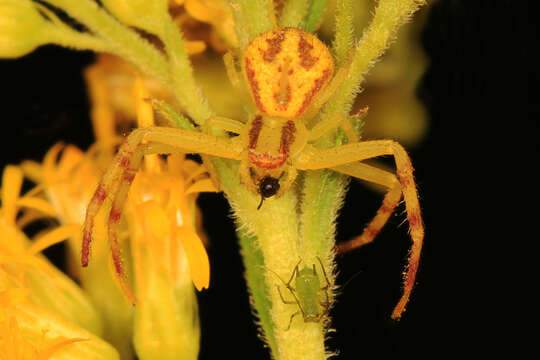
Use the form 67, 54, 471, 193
259, 176, 280, 198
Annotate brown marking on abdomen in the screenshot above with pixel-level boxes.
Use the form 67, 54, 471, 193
296, 68, 332, 116
248, 115, 263, 150
244, 58, 265, 113
298, 35, 318, 69
262, 31, 285, 63
279, 120, 296, 155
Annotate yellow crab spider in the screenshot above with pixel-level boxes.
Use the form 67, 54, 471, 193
82, 27, 423, 318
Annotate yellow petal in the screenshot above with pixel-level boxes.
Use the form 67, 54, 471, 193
26, 224, 81, 255
0, 254, 53, 277
19, 160, 43, 184
183, 161, 209, 183
185, 40, 207, 55
39, 337, 88, 360
16, 197, 56, 217
16, 209, 50, 229
42, 143, 64, 179
166, 154, 186, 175
1, 165, 23, 225
0, 288, 30, 307
56, 145, 84, 175
84, 61, 117, 143
185, 0, 221, 23
178, 227, 209, 290
185, 178, 218, 195
141, 201, 170, 240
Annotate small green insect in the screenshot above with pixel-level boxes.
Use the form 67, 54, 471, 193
271, 257, 331, 330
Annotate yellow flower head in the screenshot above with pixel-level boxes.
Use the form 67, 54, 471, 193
0, 166, 119, 360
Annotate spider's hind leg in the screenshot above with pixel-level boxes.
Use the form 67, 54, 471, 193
334, 163, 403, 254
299, 140, 424, 319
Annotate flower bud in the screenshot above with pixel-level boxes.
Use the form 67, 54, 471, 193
101, 0, 169, 35
0, 0, 49, 58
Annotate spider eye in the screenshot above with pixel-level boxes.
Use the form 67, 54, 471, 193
259, 176, 280, 198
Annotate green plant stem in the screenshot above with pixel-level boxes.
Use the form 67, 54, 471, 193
237, 229, 277, 356
324, 0, 425, 116
160, 17, 213, 124
279, 0, 310, 28
213, 159, 326, 360
232, 0, 275, 44
44, 0, 171, 84
304, 0, 330, 32
44, 24, 112, 53
332, 0, 354, 67
44, 0, 213, 125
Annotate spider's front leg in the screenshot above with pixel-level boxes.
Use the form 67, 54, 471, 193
81, 126, 242, 301
297, 140, 424, 319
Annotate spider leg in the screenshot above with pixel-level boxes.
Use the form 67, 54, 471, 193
82, 127, 242, 299
334, 162, 402, 254
308, 113, 359, 144
201, 116, 246, 191
301, 59, 351, 122
275, 166, 298, 198
298, 140, 424, 319
223, 52, 253, 108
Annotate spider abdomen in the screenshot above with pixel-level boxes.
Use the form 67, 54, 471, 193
242, 28, 334, 118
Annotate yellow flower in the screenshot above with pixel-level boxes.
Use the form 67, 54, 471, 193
0, 166, 120, 359
177, 0, 238, 52
13, 65, 215, 359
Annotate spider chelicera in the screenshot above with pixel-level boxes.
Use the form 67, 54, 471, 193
81, 27, 424, 319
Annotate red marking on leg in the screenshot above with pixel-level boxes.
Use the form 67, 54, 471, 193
122, 171, 136, 183
379, 201, 395, 215
404, 258, 419, 290
398, 171, 411, 187
95, 184, 107, 202
111, 246, 125, 278
364, 225, 381, 240
109, 207, 122, 224
81, 227, 92, 267
407, 211, 423, 230
119, 156, 130, 168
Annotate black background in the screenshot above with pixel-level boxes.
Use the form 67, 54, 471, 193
0, 1, 532, 358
